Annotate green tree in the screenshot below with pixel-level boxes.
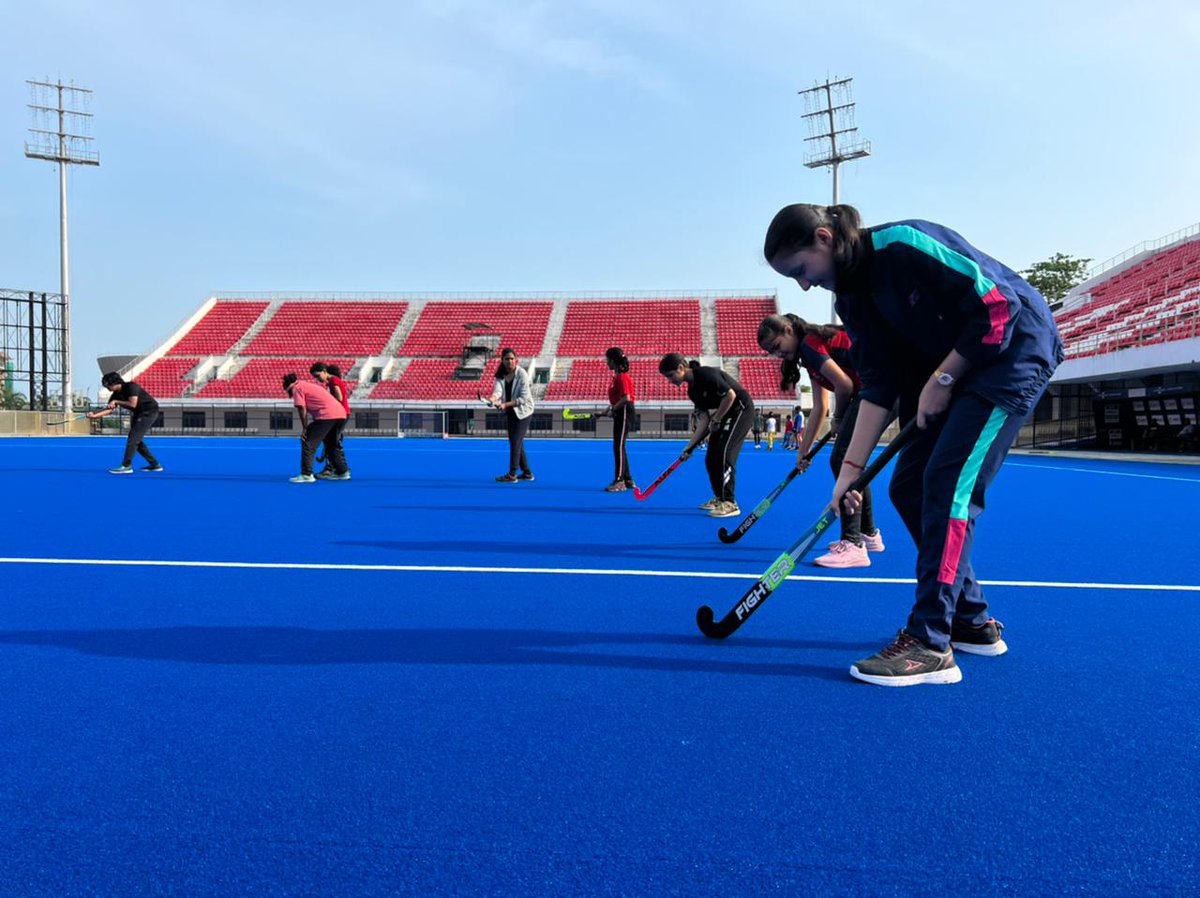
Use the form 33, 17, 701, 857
1, 388, 28, 410
1021, 253, 1092, 303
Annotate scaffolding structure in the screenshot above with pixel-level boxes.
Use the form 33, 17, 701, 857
0, 289, 68, 411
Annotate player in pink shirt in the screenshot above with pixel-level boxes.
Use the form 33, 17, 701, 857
310, 362, 352, 479
282, 373, 349, 483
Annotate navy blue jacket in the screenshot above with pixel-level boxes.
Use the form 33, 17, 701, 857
834, 220, 1064, 417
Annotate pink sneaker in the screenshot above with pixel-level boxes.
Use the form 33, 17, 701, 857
861, 529, 885, 553
814, 540, 870, 568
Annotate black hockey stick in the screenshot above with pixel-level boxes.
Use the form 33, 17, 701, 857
696, 420, 918, 639
47, 413, 90, 426
717, 430, 834, 543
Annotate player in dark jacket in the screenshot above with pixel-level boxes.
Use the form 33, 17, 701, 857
87, 372, 163, 474
765, 203, 1063, 686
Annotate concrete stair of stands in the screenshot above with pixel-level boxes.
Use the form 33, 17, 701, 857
226, 300, 283, 356
191, 356, 252, 394
381, 301, 426, 356
355, 358, 412, 401
540, 301, 568, 358
181, 357, 226, 397
699, 297, 719, 357
345, 303, 424, 401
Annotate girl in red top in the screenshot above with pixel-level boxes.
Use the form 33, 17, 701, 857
757, 313, 885, 568
597, 347, 636, 492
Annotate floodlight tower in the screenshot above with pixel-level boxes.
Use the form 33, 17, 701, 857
25, 79, 100, 413
799, 77, 870, 321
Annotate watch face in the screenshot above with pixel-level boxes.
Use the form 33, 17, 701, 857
937, 373, 954, 386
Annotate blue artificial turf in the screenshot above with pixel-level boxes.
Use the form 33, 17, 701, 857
0, 436, 1197, 896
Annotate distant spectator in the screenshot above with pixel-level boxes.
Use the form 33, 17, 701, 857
753, 409, 765, 449
765, 411, 778, 450
1179, 422, 1198, 451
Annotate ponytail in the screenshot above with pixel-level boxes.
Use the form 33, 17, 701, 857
757, 311, 844, 392
659, 352, 698, 375
605, 346, 630, 373
763, 203, 864, 282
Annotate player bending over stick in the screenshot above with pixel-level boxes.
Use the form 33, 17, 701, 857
282, 373, 349, 483
88, 372, 163, 475
764, 202, 1062, 686
757, 314, 888, 569
657, 353, 754, 518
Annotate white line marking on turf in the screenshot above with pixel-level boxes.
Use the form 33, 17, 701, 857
0, 556, 1196, 592
1007, 462, 1200, 484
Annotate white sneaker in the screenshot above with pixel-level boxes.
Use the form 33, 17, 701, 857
814, 540, 870, 568
289, 474, 316, 483
861, 529, 885, 552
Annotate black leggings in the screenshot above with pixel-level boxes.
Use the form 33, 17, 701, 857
506, 411, 532, 475
301, 419, 348, 475
706, 404, 753, 502
830, 395, 894, 544
612, 405, 633, 483
121, 414, 160, 467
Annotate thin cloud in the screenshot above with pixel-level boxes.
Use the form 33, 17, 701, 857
421, 0, 682, 100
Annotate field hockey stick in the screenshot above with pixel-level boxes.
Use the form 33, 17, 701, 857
476, 391, 495, 407
696, 420, 918, 639
562, 407, 593, 420
717, 430, 834, 544
632, 456, 687, 500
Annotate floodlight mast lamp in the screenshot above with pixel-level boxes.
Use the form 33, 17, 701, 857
799, 76, 870, 322
24, 79, 100, 414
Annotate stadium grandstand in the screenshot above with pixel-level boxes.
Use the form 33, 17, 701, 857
98, 221, 1200, 453
110, 291, 800, 438
1049, 224, 1200, 453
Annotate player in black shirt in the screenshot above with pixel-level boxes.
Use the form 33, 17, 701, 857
658, 353, 755, 518
87, 372, 163, 474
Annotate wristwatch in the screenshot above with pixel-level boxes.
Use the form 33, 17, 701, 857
934, 369, 956, 387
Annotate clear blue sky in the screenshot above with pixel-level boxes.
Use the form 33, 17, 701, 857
3, 0, 1198, 393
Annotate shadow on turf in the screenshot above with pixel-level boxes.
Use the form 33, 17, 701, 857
0, 627, 876, 681
374, 504, 705, 518
337, 538, 778, 562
